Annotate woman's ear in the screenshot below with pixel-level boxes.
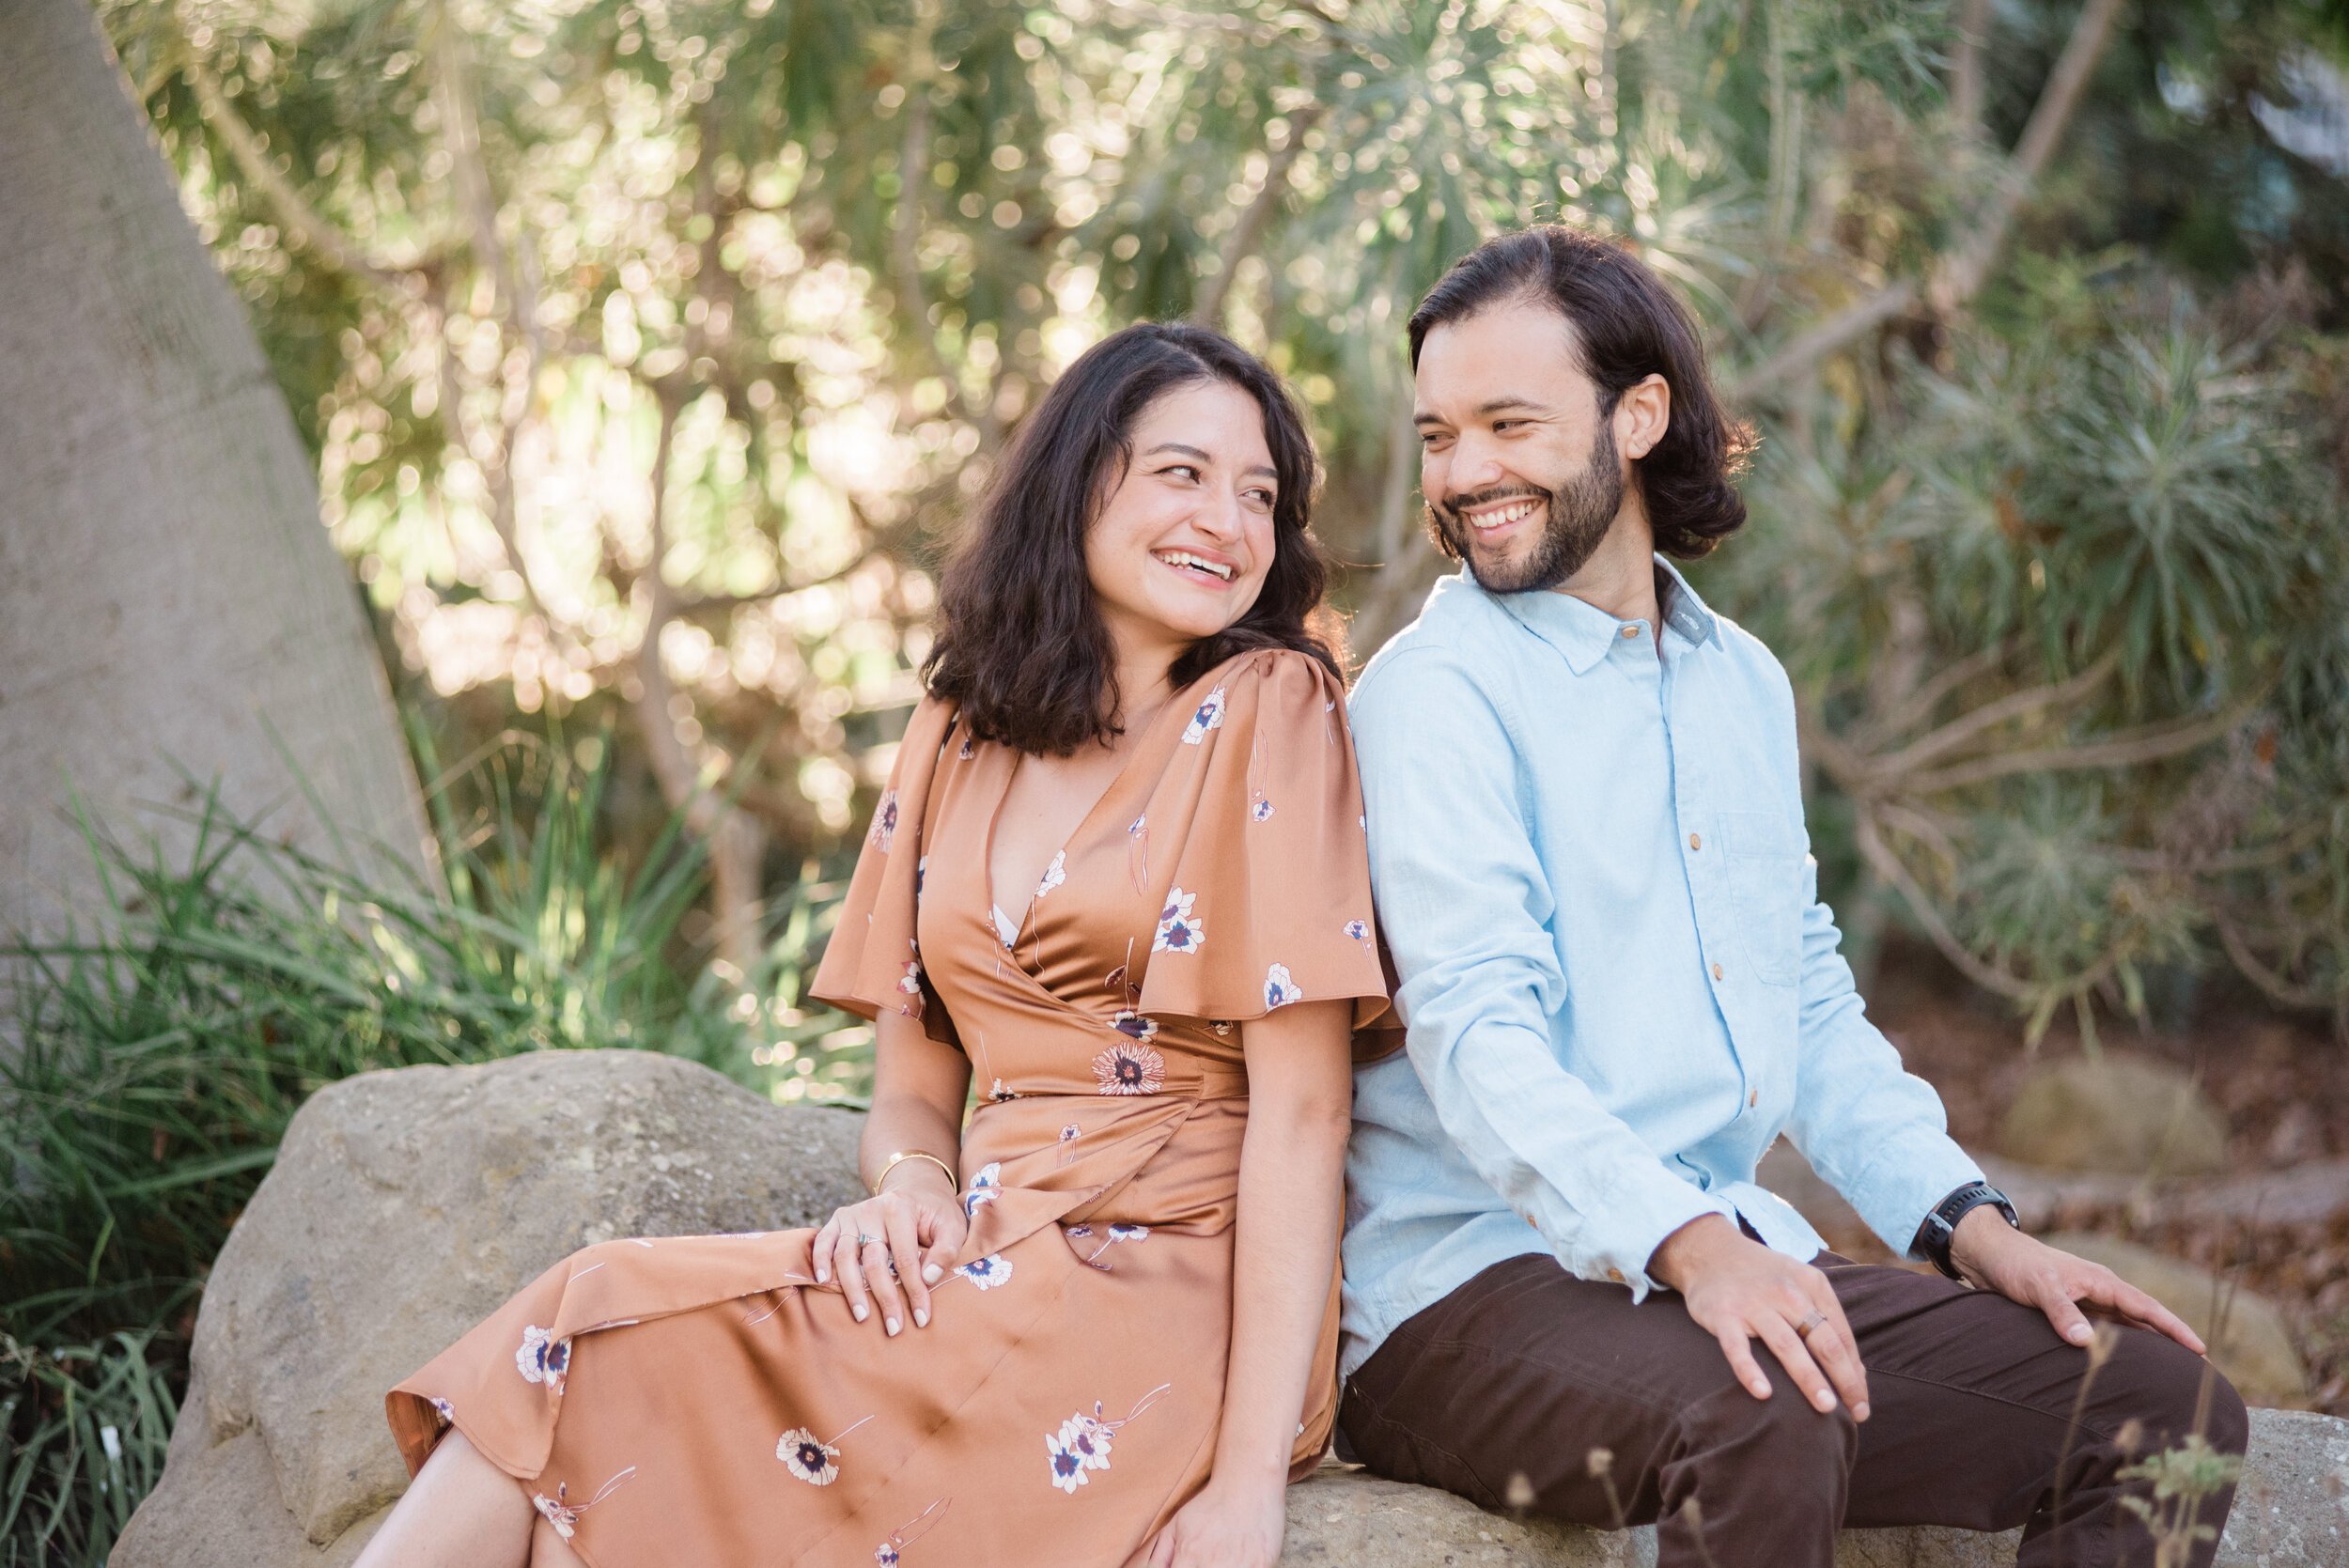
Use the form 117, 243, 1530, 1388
1616, 373, 1671, 461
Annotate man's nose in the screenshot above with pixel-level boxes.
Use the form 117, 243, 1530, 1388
1447, 430, 1510, 496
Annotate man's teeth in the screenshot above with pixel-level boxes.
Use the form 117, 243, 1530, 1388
1158, 551, 1235, 581
1469, 500, 1539, 530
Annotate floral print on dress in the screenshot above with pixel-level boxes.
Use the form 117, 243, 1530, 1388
868, 790, 899, 852
1344, 919, 1371, 942
777, 1415, 874, 1486
875, 1498, 950, 1565
1180, 686, 1227, 744
429, 1395, 455, 1427
1045, 1384, 1172, 1494
1264, 963, 1302, 1009
1093, 1038, 1166, 1096
1035, 850, 1066, 899
1152, 889, 1204, 955
1110, 1009, 1159, 1044
515, 1325, 570, 1393
1072, 1220, 1151, 1271
1251, 796, 1274, 822
962, 1161, 1002, 1219
531, 1467, 636, 1541
956, 1253, 1013, 1290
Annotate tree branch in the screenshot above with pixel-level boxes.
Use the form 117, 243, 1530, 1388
1724, 0, 2128, 398
1950, 0, 1994, 139
1901, 696, 2257, 797
178, 41, 421, 293
1190, 104, 1324, 329
1933, 0, 2127, 313
1867, 649, 2120, 784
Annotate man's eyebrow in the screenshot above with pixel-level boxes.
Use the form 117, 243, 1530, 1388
1413, 396, 1552, 427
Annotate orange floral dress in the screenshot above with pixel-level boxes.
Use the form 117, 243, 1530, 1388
385, 648, 1392, 1567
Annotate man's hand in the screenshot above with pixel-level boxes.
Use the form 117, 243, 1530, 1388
1948, 1207, 2206, 1355
1648, 1215, 1871, 1421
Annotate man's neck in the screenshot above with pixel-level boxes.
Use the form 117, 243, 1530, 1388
1552, 505, 1660, 628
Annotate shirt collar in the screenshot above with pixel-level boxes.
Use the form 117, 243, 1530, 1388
1481, 554, 1721, 675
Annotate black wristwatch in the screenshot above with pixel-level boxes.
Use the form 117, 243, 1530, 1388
1913, 1181, 2019, 1281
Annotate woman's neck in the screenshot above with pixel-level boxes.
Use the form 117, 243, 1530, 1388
1107, 633, 1183, 740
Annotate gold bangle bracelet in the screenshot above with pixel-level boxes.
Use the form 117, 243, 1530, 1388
871, 1150, 959, 1196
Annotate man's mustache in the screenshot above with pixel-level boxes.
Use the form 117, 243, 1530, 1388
1436, 485, 1549, 524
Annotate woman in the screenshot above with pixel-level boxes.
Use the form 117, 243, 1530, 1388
360, 322, 1392, 1568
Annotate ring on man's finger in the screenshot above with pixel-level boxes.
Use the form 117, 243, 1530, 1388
1795, 1310, 1828, 1341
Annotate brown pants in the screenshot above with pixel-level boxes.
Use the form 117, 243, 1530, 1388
1338, 1251, 2248, 1568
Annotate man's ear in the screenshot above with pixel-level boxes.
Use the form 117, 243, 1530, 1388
1615, 373, 1671, 461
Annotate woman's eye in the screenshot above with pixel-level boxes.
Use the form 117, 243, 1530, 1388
1160, 464, 1201, 482
1245, 488, 1276, 508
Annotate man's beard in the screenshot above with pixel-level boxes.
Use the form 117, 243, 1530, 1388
1431, 421, 1625, 595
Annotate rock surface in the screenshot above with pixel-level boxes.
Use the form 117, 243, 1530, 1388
110, 1049, 864, 1568
2041, 1232, 2310, 1405
115, 1049, 2349, 1567
1999, 1052, 2230, 1177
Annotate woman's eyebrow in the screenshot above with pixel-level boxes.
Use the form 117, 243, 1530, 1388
1142, 442, 1212, 462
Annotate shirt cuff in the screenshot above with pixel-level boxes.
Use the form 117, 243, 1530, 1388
1846, 1139, 1986, 1260
1560, 1168, 1735, 1302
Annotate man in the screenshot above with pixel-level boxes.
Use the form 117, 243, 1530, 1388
1339, 225, 2247, 1568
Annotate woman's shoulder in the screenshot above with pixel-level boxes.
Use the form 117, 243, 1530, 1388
1181, 644, 1345, 716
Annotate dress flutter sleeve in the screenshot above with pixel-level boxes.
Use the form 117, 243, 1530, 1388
1136, 649, 1394, 1045
809, 693, 961, 1048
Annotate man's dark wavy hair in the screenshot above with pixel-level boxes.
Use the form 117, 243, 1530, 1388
923, 321, 1339, 756
1407, 225, 1755, 559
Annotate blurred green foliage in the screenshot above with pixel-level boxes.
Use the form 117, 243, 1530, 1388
94, 0, 2349, 1035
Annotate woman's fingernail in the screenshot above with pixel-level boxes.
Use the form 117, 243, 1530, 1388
923, 1265, 943, 1285
2068, 1323, 2092, 1343
815, 1269, 829, 1283
1815, 1390, 1834, 1411
914, 1309, 929, 1328
1854, 1403, 1871, 1421
851, 1303, 866, 1322
885, 1316, 900, 1336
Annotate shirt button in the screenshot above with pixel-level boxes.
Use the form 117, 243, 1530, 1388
1689, 832, 1702, 850
1711, 961, 1724, 982
1619, 625, 1639, 639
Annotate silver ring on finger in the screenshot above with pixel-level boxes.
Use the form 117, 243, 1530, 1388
1795, 1310, 1828, 1341
856, 1233, 881, 1248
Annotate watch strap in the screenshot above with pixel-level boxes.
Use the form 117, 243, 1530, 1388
1915, 1180, 2018, 1280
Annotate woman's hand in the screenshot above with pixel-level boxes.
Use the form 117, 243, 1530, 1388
1144, 1476, 1286, 1568
811, 1164, 967, 1338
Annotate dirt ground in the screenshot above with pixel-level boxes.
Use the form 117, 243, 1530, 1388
1864, 945, 2349, 1415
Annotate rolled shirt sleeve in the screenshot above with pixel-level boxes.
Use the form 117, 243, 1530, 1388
1355, 648, 1734, 1296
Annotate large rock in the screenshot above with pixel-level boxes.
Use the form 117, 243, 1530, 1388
2041, 1233, 2310, 1405
110, 1049, 865, 1567
115, 1048, 2349, 1567
1999, 1052, 2230, 1177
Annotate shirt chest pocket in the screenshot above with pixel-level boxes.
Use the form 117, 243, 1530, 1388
1719, 809, 1804, 988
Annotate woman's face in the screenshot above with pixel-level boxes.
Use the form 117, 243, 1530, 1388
1083, 379, 1281, 660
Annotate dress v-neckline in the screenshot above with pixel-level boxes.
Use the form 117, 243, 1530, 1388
979, 688, 1190, 947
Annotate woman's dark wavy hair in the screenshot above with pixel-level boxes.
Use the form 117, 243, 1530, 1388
1407, 225, 1755, 559
923, 322, 1339, 755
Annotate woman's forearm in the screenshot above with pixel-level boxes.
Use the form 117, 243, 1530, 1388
1213, 1033, 1352, 1485
856, 1011, 973, 1192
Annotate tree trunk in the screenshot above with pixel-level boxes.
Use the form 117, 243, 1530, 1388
0, 0, 431, 945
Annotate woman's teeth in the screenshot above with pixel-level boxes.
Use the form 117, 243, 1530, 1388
1156, 551, 1235, 582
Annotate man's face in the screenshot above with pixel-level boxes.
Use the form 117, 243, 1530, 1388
1413, 296, 1626, 595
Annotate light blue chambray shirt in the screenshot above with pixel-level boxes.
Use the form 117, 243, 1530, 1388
1339, 562, 1983, 1379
